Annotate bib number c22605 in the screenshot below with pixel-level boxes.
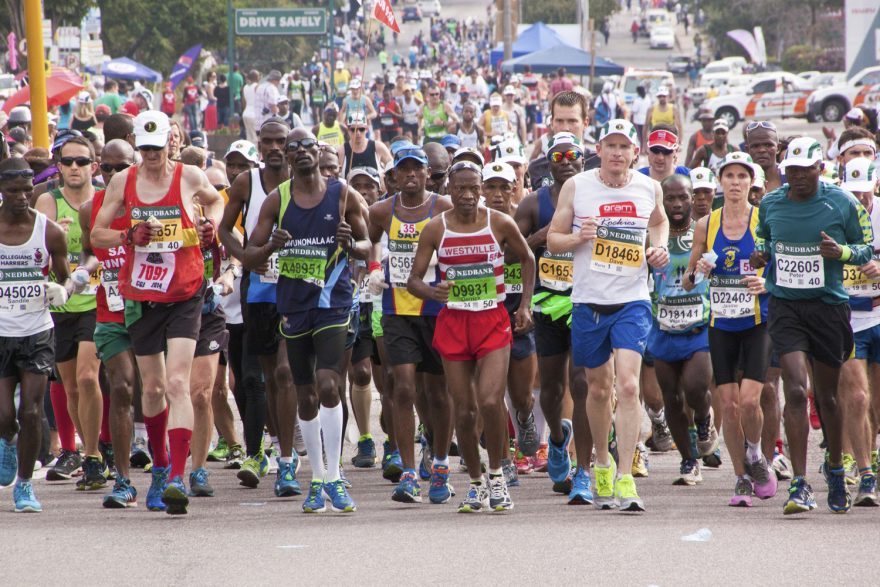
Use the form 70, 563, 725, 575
773, 242, 823, 289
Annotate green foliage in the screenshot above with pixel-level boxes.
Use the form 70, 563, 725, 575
781, 45, 821, 72
521, 0, 619, 25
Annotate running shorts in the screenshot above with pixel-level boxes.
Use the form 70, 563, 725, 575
572, 301, 652, 369
51, 311, 96, 362
854, 323, 880, 364
0, 329, 55, 377
243, 302, 282, 356
94, 322, 132, 363
708, 324, 770, 385
433, 305, 512, 362
768, 297, 854, 368
127, 294, 203, 357
281, 307, 350, 385
533, 311, 571, 357
196, 312, 229, 357
647, 325, 709, 364
381, 314, 443, 374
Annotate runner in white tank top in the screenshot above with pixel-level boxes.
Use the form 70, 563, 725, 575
546, 119, 669, 513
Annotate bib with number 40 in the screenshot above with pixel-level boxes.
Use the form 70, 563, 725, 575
774, 242, 824, 289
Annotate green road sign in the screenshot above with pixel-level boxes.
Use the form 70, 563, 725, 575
235, 8, 327, 36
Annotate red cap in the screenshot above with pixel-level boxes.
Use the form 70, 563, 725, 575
647, 129, 678, 151
95, 104, 111, 117
121, 101, 140, 117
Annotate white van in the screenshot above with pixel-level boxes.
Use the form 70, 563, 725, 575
618, 69, 675, 106
645, 9, 673, 33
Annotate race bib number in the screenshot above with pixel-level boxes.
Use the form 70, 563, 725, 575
843, 261, 880, 297
278, 246, 327, 288
0, 268, 46, 313
774, 242, 824, 289
203, 249, 215, 282
657, 294, 704, 332
539, 250, 573, 291
131, 251, 176, 293
260, 252, 279, 284
590, 226, 644, 277
388, 235, 417, 288
100, 267, 124, 312
381, 114, 395, 127
504, 262, 523, 294
131, 206, 185, 253
359, 272, 373, 304
446, 263, 497, 311
709, 275, 755, 319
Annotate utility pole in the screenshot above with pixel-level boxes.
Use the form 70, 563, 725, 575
329, 0, 336, 101
503, 0, 512, 61
590, 18, 596, 91
227, 0, 235, 116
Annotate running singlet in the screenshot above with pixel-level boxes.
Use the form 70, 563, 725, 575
649, 105, 675, 128
275, 178, 351, 314
50, 189, 98, 313
756, 182, 873, 304
483, 111, 510, 139
694, 130, 713, 152
437, 209, 505, 311
845, 201, 880, 330
289, 80, 304, 103
343, 141, 380, 177
243, 168, 276, 304
570, 169, 655, 305
706, 207, 768, 331
90, 189, 128, 323
317, 121, 345, 147
457, 125, 479, 149
120, 163, 204, 302
382, 194, 442, 317
652, 220, 709, 333
0, 211, 52, 336
401, 99, 420, 126
422, 104, 448, 139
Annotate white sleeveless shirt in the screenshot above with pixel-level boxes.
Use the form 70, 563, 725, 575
0, 212, 53, 336
570, 169, 658, 305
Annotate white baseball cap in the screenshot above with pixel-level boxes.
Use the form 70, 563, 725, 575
503, 85, 516, 95
225, 140, 260, 164
597, 119, 639, 146
656, 86, 670, 97
751, 165, 766, 189
780, 137, 824, 168
452, 146, 485, 166
545, 132, 583, 156
716, 151, 757, 179
482, 161, 516, 183
689, 167, 717, 190
841, 157, 878, 193
336, 60, 344, 69
133, 111, 171, 148
489, 94, 503, 106
495, 138, 526, 165
350, 78, 362, 90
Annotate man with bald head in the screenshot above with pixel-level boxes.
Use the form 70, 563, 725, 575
424, 142, 450, 195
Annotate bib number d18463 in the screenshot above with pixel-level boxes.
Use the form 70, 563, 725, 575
590, 226, 644, 277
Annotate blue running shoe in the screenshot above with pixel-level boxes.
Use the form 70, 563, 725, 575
429, 464, 453, 504
783, 477, 817, 515
340, 466, 352, 489
392, 470, 422, 503
324, 479, 357, 512
302, 480, 326, 513
418, 436, 432, 481
824, 465, 852, 513
259, 452, 270, 477
103, 476, 138, 509
547, 419, 572, 484
163, 475, 189, 515
274, 459, 303, 497
351, 436, 377, 468
0, 437, 16, 486
146, 466, 169, 511
568, 467, 593, 505
13, 480, 41, 513
188, 467, 214, 497
383, 450, 403, 483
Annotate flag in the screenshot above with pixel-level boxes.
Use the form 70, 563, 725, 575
169, 44, 202, 90
7, 32, 16, 71
372, 0, 400, 33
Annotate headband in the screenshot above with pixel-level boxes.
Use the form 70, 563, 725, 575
839, 138, 876, 156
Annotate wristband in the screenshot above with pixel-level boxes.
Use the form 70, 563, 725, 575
368, 261, 382, 273
840, 245, 853, 262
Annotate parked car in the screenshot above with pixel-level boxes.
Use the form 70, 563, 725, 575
666, 55, 692, 75
645, 9, 674, 33
650, 27, 675, 50
420, 0, 441, 17
703, 72, 813, 127
402, 6, 422, 22
797, 71, 846, 91
806, 66, 880, 122
698, 60, 742, 85
618, 69, 675, 106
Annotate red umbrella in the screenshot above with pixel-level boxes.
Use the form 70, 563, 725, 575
2, 67, 85, 113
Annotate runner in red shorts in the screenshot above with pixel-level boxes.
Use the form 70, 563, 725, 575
407, 160, 535, 513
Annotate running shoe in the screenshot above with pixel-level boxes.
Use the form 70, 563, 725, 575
488, 474, 513, 511
458, 482, 490, 513
748, 456, 778, 499
237, 456, 261, 488
99, 441, 116, 480
615, 474, 645, 512
188, 467, 214, 497
261, 452, 273, 475
302, 480, 326, 513
429, 464, 454, 504
783, 478, 817, 515
854, 473, 879, 507
729, 477, 753, 507
514, 449, 533, 475
631, 442, 649, 478
552, 465, 575, 494
593, 460, 617, 510
531, 443, 548, 472
695, 411, 719, 457
418, 436, 432, 481
824, 465, 852, 513
130, 436, 151, 468
103, 476, 138, 509
702, 448, 723, 468
808, 393, 820, 430
842, 453, 858, 486
0, 437, 16, 486
772, 450, 793, 480
207, 437, 229, 462
382, 450, 403, 483
513, 410, 540, 456
78, 456, 108, 491
163, 475, 189, 515
13, 480, 41, 513
46, 449, 82, 481
340, 465, 352, 489
293, 423, 307, 456
351, 435, 377, 468
547, 419, 572, 483
568, 467, 593, 505
324, 479, 357, 513
274, 459, 303, 497
146, 466, 168, 511
392, 471, 422, 503
502, 458, 520, 488
224, 444, 245, 470
649, 418, 674, 452
674, 459, 702, 486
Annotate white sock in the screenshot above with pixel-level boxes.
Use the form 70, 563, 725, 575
279, 456, 292, 465
434, 455, 449, 468
320, 403, 344, 482
532, 388, 547, 443
134, 423, 147, 440
299, 416, 325, 482
647, 407, 665, 424
746, 440, 762, 463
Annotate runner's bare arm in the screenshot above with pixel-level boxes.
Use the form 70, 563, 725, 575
646, 182, 670, 268
218, 170, 249, 261
376, 141, 393, 168
188, 166, 224, 226
243, 191, 287, 271
367, 200, 390, 246
547, 178, 590, 253
685, 134, 697, 166
76, 200, 100, 274
45, 219, 71, 285
34, 192, 58, 221
91, 171, 137, 248
341, 184, 370, 261
682, 214, 710, 292
406, 218, 447, 302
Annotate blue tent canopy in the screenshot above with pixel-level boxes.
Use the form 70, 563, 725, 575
489, 22, 569, 67
101, 57, 162, 83
501, 45, 625, 77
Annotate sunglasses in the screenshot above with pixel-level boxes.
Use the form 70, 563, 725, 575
139, 145, 164, 152
394, 147, 427, 161
449, 160, 481, 175
745, 121, 777, 134
430, 170, 448, 181
0, 168, 35, 180
429, 92, 440, 96
100, 162, 131, 174
287, 138, 318, 151
59, 157, 93, 167
350, 126, 367, 133
649, 147, 674, 155
549, 149, 583, 163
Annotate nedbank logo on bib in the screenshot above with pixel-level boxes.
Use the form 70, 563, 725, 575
597, 226, 608, 239
0, 268, 42, 281
776, 242, 819, 254
132, 206, 180, 220
447, 265, 491, 280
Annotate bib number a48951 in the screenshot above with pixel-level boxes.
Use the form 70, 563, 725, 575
278, 245, 327, 288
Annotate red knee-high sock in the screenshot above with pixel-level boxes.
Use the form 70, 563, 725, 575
144, 408, 169, 468
99, 393, 111, 444
50, 382, 77, 452
168, 428, 192, 480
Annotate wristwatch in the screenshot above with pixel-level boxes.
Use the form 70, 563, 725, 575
225, 264, 243, 279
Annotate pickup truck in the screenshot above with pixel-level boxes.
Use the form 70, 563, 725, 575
702, 72, 813, 128
806, 66, 880, 122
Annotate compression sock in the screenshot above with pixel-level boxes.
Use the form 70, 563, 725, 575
143, 408, 169, 468
746, 440, 762, 463
350, 383, 372, 436
167, 428, 192, 479
99, 393, 111, 444
320, 403, 344, 481
299, 415, 325, 482
50, 382, 76, 452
